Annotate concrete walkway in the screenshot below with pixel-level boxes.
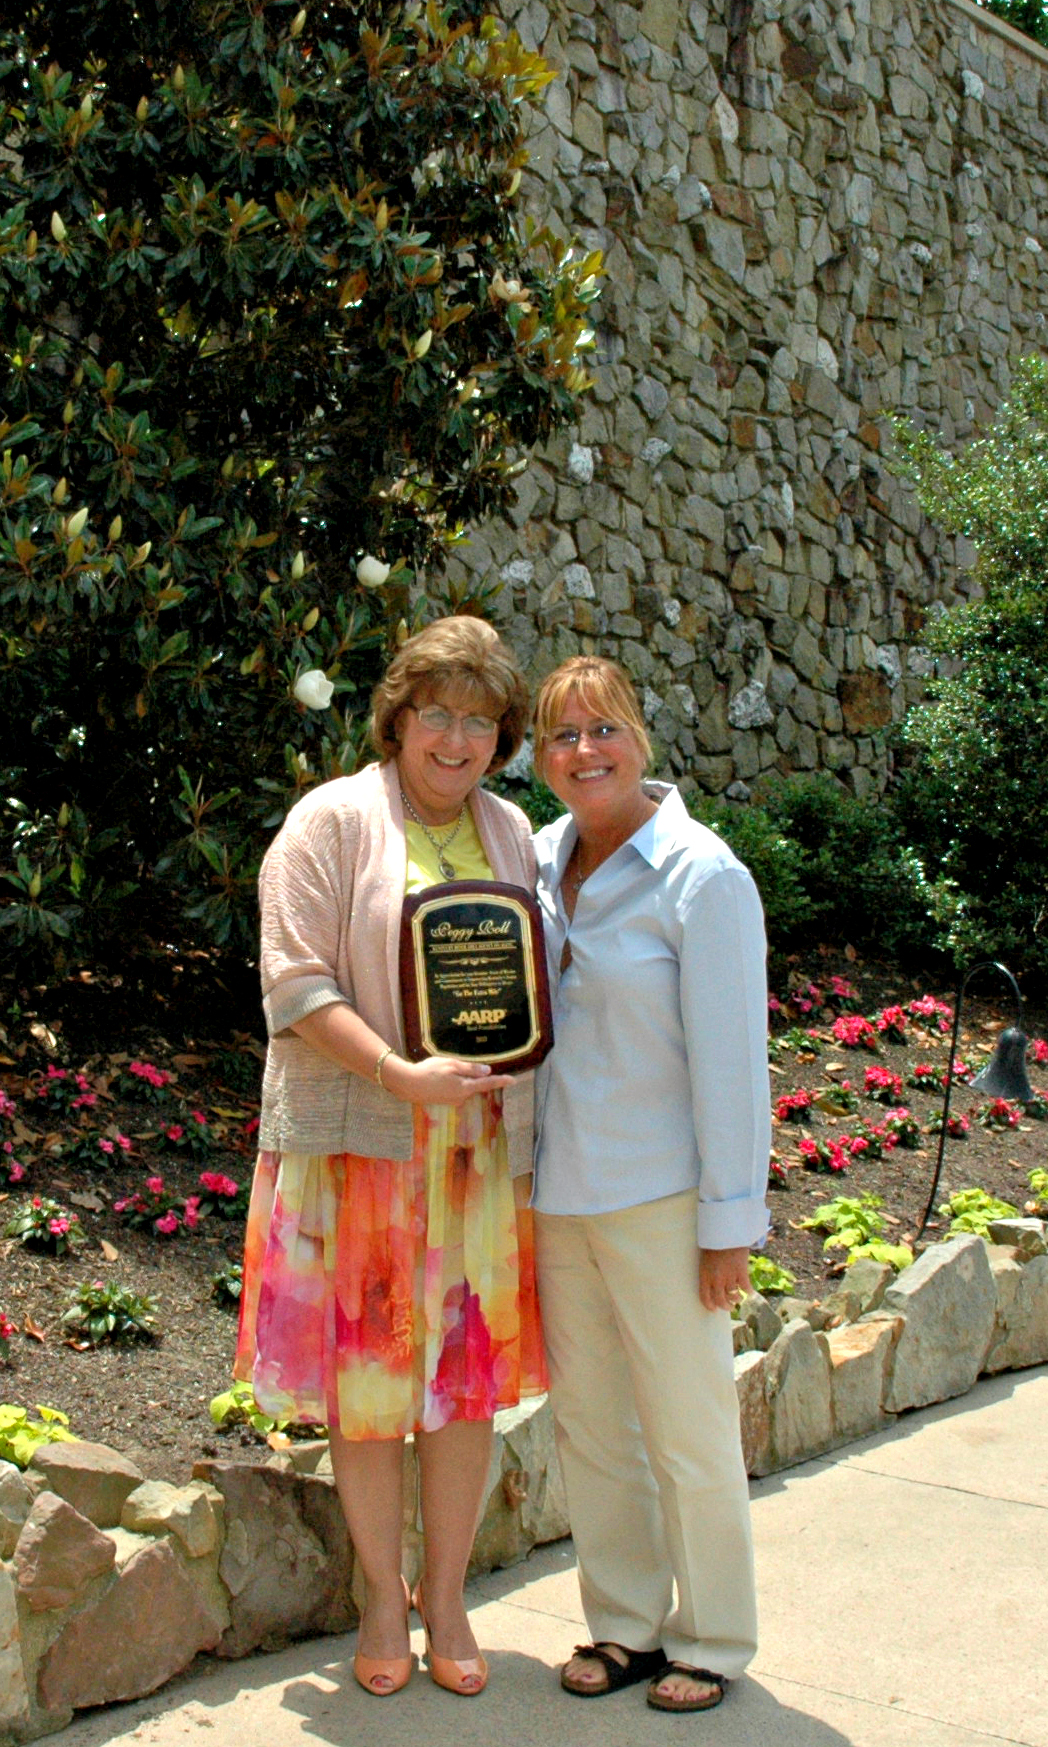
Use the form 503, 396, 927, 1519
50, 1366, 1048, 1747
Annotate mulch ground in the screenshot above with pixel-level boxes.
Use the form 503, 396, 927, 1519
1, 956, 1046, 1484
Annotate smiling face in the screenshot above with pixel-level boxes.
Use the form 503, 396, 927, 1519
395, 683, 500, 824
539, 686, 649, 831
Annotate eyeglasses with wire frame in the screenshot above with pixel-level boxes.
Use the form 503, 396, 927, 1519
547, 722, 626, 749
410, 704, 499, 739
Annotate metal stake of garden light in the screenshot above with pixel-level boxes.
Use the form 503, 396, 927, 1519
914, 960, 1032, 1246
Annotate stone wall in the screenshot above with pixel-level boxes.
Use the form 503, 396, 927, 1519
451, 0, 1048, 799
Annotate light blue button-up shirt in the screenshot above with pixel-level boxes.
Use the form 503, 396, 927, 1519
532, 783, 771, 1251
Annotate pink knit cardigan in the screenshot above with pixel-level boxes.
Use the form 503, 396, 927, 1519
257, 758, 537, 1172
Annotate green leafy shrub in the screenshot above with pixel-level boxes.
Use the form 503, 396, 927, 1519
758, 778, 934, 960
62, 1280, 158, 1345
0, 1404, 76, 1467
688, 795, 814, 953
0, 1, 599, 975
889, 355, 1048, 980
211, 1262, 243, 1308
976, 1, 1048, 49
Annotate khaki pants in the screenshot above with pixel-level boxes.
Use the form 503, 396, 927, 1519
535, 1189, 758, 1677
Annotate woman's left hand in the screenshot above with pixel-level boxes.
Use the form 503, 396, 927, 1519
698, 1246, 751, 1313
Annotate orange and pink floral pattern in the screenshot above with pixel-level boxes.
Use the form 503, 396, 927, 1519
235, 1094, 545, 1440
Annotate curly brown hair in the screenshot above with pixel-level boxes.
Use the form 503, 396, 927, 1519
369, 615, 529, 775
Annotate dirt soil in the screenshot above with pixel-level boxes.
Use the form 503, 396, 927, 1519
1, 956, 1046, 1484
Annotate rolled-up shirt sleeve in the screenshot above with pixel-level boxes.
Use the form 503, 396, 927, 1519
259, 811, 351, 1037
678, 863, 771, 1251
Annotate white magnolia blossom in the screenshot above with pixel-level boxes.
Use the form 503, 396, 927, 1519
294, 668, 334, 710
356, 554, 391, 588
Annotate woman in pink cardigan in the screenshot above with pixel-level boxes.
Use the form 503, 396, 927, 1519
236, 617, 545, 1699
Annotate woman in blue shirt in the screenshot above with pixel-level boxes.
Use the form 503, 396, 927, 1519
531, 655, 771, 1714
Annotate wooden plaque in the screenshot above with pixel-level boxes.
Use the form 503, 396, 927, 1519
400, 880, 553, 1072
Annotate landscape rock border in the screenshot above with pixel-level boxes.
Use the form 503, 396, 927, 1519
1, 1225, 1046, 1743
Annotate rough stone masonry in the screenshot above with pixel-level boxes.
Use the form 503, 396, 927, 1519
449, 0, 1048, 800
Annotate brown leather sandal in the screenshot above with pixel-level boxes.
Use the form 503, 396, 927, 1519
560, 1643, 665, 1697
646, 1662, 727, 1712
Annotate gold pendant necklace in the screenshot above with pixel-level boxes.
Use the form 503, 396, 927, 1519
401, 790, 467, 880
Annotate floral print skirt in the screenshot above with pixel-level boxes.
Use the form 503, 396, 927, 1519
234, 1094, 546, 1440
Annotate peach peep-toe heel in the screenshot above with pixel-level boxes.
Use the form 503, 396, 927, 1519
353, 1576, 416, 1697
412, 1583, 488, 1696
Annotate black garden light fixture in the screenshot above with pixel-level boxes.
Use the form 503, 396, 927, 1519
914, 960, 1032, 1246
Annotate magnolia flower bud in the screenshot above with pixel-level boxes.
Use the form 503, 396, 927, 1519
490, 269, 528, 302
136, 96, 150, 122
26, 229, 38, 257
375, 197, 388, 234
133, 541, 152, 565
65, 507, 88, 538
80, 94, 93, 120
356, 554, 391, 588
302, 606, 319, 631
52, 477, 68, 505
413, 328, 433, 359
108, 514, 122, 542
50, 211, 67, 242
395, 618, 409, 646
294, 668, 335, 710
221, 454, 234, 478
290, 7, 307, 36
172, 64, 185, 91
291, 549, 306, 580
62, 400, 75, 424
506, 169, 522, 197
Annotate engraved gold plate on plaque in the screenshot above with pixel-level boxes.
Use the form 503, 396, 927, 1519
399, 881, 553, 1072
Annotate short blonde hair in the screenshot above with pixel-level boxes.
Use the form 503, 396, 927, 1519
370, 615, 529, 774
533, 656, 652, 779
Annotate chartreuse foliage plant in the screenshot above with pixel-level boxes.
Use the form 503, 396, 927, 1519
938, 1188, 1018, 1237
209, 1377, 302, 1436
798, 1194, 913, 1270
0, 1403, 76, 1468
889, 356, 1048, 980
0, 0, 600, 971
746, 1255, 796, 1297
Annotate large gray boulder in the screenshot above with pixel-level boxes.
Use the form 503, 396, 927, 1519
984, 1253, 1048, 1373
876, 1235, 997, 1413
765, 1319, 833, 1468
192, 1462, 356, 1658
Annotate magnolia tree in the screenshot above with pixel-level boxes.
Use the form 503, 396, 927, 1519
0, 0, 599, 970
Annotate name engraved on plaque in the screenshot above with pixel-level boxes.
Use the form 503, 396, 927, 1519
400, 881, 553, 1072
